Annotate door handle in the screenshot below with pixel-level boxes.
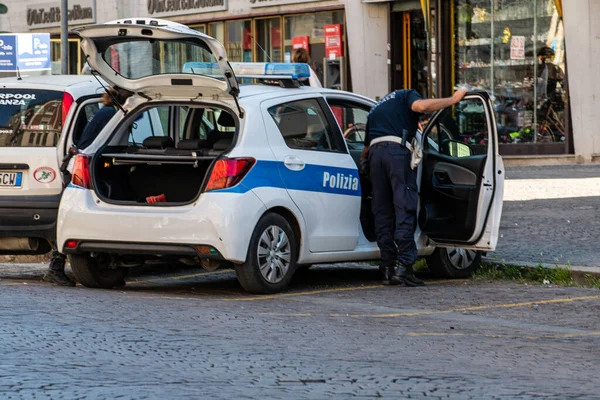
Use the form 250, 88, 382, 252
283, 156, 305, 171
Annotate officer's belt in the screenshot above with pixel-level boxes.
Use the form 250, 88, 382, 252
369, 135, 414, 152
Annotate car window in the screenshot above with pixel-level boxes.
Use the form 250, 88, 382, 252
425, 98, 490, 157
268, 98, 345, 153
327, 100, 370, 144
179, 107, 214, 141
0, 89, 64, 147
129, 106, 168, 145
72, 101, 103, 146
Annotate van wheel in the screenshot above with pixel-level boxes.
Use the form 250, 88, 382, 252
426, 248, 481, 279
69, 254, 127, 289
235, 213, 297, 294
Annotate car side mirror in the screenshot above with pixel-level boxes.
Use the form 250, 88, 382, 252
442, 139, 473, 158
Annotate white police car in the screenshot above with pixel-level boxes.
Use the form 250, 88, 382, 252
0, 75, 106, 256
57, 18, 504, 293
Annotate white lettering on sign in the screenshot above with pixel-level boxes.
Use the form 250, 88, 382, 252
26, 1, 96, 28
323, 171, 359, 191
249, 0, 329, 8
147, 0, 227, 16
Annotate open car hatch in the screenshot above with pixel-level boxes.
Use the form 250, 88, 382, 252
73, 18, 239, 103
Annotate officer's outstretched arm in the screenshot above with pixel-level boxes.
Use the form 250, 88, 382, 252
412, 89, 467, 113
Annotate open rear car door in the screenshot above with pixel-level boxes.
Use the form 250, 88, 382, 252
418, 92, 504, 251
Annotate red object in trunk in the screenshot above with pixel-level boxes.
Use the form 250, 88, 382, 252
146, 194, 167, 204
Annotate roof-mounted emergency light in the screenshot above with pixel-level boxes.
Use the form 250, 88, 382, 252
182, 62, 311, 81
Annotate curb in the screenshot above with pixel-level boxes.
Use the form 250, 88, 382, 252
483, 258, 600, 282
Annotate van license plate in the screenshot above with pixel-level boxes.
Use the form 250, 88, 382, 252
0, 172, 22, 187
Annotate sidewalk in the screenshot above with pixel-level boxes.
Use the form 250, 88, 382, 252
485, 164, 600, 274
2, 164, 599, 281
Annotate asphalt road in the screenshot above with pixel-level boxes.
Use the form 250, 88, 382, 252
2, 264, 600, 399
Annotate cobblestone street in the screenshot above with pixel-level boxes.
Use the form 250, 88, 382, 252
2, 266, 600, 399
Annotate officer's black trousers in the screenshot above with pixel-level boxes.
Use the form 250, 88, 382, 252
369, 142, 418, 268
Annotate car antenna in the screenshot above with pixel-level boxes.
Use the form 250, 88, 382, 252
89, 69, 127, 115
16, 66, 22, 80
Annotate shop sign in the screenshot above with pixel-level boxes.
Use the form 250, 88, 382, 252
0, 34, 50, 72
27, 0, 95, 28
510, 36, 525, 60
147, 0, 227, 17
324, 24, 343, 59
249, 0, 331, 8
292, 36, 309, 51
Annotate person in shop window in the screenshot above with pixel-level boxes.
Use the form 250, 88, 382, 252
42, 86, 133, 287
361, 88, 467, 286
528, 47, 565, 108
292, 48, 321, 87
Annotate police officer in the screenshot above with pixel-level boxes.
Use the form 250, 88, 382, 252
362, 88, 467, 286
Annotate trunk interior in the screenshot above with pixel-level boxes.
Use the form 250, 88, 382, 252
94, 155, 214, 204
91, 105, 238, 205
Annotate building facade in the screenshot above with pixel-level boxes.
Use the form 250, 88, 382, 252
0, 0, 597, 162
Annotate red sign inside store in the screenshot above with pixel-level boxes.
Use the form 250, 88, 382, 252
110, 47, 120, 72
271, 26, 281, 48
243, 29, 252, 51
324, 24, 343, 59
292, 36, 309, 51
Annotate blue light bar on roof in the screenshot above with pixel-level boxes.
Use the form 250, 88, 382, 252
182, 62, 311, 80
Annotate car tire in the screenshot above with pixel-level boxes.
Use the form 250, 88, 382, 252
235, 213, 297, 294
426, 248, 482, 279
69, 254, 127, 289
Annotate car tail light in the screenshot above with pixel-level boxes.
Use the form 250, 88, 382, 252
65, 240, 78, 249
205, 158, 256, 192
71, 155, 93, 189
62, 92, 75, 128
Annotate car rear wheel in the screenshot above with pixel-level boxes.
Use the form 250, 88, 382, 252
69, 254, 127, 289
426, 248, 481, 279
235, 213, 297, 294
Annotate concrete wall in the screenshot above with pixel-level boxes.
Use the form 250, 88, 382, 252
563, 0, 600, 162
343, 0, 389, 100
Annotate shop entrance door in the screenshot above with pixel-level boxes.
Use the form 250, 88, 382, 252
390, 10, 430, 97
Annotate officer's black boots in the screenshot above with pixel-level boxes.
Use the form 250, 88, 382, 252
43, 253, 76, 287
393, 264, 425, 287
43, 269, 76, 287
380, 265, 400, 285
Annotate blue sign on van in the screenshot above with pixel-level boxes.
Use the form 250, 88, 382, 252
0, 33, 50, 72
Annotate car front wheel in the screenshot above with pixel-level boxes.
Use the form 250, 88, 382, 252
426, 248, 481, 279
69, 254, 127, 288
235, 213, 297, 294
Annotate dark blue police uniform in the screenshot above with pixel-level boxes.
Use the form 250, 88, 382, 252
365, 89, 422, 272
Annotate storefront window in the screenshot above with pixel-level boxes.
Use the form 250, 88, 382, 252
455, 0, 567, 152
226, 20, 253, 62
51, 39, 84, 74
284, 11, 346, 88
190, 24, 206, 34
256, 18, 282, 63
209, 22, 225, 44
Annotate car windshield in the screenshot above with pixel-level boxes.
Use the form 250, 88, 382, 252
101, 39, 221, 80
0, 89, 63, 147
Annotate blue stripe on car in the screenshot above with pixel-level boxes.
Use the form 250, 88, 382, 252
214, 160, 361, 196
